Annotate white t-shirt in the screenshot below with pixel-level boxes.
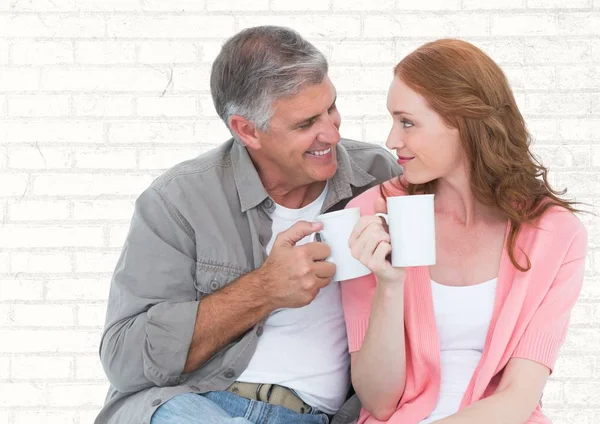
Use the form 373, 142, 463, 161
419, 278, 497, 424
237, 184, 351, 414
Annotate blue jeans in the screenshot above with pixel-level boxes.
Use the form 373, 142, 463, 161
151, 391, 330, 424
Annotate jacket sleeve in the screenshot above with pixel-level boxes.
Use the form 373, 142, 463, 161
512, 223, 588, 372
99, 187, 199, 393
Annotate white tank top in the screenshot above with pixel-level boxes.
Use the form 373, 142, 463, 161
419, 277, 497, 424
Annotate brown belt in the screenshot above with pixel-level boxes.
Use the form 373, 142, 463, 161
226, 381, 312, 414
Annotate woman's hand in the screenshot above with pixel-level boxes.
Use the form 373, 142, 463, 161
349, 197, 405, 284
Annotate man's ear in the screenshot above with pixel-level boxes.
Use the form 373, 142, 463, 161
229, 115, 261, 150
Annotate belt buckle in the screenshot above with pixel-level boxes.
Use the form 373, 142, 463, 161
255, 383, 275, 403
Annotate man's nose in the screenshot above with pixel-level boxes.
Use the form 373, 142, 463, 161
317, 116, 341, 145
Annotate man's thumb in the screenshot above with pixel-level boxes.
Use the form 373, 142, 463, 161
277, 220, 323, 247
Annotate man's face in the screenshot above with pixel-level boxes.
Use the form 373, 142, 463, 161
251, 76, 341, 188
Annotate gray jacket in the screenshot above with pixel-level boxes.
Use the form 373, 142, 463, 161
95, 138, 401, 424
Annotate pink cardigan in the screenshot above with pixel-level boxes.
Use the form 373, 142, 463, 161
341, 183, 588, 424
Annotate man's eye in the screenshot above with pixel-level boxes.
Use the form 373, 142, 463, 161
299, 120, 315, 129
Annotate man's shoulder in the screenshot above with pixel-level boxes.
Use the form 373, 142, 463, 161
339, 138, 402, 183
149, 140, 234, 193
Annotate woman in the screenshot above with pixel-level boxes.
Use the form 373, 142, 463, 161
342, 39, 587, 424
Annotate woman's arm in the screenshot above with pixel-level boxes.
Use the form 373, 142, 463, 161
350, 276, 407, 421
434, 358, 549, 424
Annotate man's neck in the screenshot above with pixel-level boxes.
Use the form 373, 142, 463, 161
266, 180, 327, 209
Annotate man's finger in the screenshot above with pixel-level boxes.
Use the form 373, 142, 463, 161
275, 221, 323, 248
314, 261, 336, 279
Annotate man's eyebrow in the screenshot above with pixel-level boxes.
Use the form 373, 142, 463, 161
293, 95, 338, 128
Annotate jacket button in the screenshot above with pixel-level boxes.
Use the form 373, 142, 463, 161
256, 326, 264, 336
264, 198, 274, 209
224, 369, 235, 379
190, 385, 200, 391
210, 280, 219, 290
151, 399, 162, 407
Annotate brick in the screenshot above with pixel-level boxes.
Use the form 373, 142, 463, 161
171, 67, 212, 91
14, 411, 78, 424
47, 382, 107, 407
75, 355, 106, 380
272, 0, 329, 10
11, 356, 73, 380
8, 146, 72, 169
533, 145, 591, 168
526, 93, 593, 115
592, 145, 600, 167
476, 38, 593, 65
329, 66, 394, 92
138, 41, 199, 64
503, 65, 555, 90
527, 0, 592, 7
0, 412, 9, 424
73, 0, 141, 11
74, 252, 120, 273
75, 41, 136, 65
542, 378, 564, 403
0, 252, 10, 274
72, 200, 134, 221
562, 328, 600, 352
336, 94, 388, 117
0, 329, 100, 353
463, 0, 523, 8
399, 0, 461, 8
0, 226, 104, 248
42, 68, 171, 92
580, 277, 600, 300
554, 356, 596, 379
72, 95, 133, 117
567, 302, 594, 325
340, 121, 364, 142
238, 16, 361, 38
142, 0, 207, 10
200, 41, 226, 63
8, 94, 71, 117
0, 383, 45, 407
0, 122, 104, 144
0, 173, 28, 197
0, 305, 11, 326
77, 303, 106, 328
364, 14, 489, 37
365, 119, 392, 143
46, 278, 110, 301
0, 280, 44, 301
558, 13, 600, 35
109, 122, 198, 144
7, 200, 70, 222
330, 41, 395, 65
0, 68, 39, 91
544, 409, 595, 424
11, 252, 72, 274
558, 119, 600, 141
0, 94, 5, 116
195, 120, 232, 142
33, 174, 153, 196
331, 0, 394, 10
4, 0, 76, 10
12, 304, 74, 327
207, 0, 268, 10
492, 15, 556, 36
107, 16, 234, 38
557, 65, 600, 89
0, 356, 9, 379
139, 147, 201, 170
0, 15, 105, 38
79, 411, 102, 423
0, 39, 8, 65
564, 382, 600, 405
74, 147, 137, 169
11, 41, 73, 65
108, 226, 129, 248
137, 96, 198, 117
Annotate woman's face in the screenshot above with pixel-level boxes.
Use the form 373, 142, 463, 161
385, 77, 465, 185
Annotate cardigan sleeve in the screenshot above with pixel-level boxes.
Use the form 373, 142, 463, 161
512, 223, 588, 372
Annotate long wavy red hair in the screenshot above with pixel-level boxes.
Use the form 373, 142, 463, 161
386, 39, 578, 271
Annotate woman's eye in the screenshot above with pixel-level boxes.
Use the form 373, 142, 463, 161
402, 119, 414, 128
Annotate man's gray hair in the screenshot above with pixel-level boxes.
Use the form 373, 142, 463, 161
210, 26, 328, 135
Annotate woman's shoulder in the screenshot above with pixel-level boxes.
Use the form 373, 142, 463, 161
347, 178, 407, 214
530, 205, 587, 254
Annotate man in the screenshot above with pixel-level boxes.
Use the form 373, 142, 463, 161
96, 26, 401, 424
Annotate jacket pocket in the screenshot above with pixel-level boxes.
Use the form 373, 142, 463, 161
194, 259, 250, 296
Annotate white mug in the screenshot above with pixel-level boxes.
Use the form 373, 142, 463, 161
310, 207, 372, 282
375, 194, 436, 267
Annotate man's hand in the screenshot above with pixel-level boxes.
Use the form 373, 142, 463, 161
259, 220, 336, 309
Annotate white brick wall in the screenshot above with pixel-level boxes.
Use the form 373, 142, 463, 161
0, 1, 598, 423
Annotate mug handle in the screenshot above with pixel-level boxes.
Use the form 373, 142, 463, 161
374, 212, 388, 224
